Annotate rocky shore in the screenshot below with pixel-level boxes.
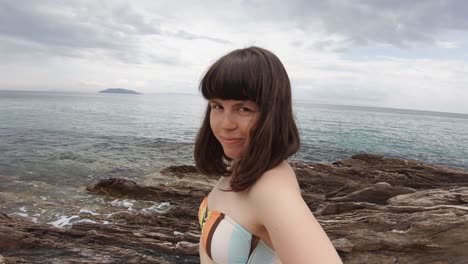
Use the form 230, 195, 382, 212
1, 154, 468, 263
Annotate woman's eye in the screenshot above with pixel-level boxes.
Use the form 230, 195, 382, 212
239, 107, 251, 112
211, 104, 222, 110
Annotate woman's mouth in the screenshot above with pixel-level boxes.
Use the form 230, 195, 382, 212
220, 137, 243, 145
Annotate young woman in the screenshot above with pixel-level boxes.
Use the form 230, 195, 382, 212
195, 47, 342, 264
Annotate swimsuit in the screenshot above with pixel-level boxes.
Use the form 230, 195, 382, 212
198, 197, 281, 264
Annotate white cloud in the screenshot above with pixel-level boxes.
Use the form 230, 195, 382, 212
435, 41, 459, 49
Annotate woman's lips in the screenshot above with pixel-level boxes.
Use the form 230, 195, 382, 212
220, 137, 243, 145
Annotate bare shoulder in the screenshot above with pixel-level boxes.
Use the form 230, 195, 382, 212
247, 160, 303, 215
248, 160, 300, 198
246, 160, 305, 227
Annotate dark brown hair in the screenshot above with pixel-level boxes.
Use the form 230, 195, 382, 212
194, 46, 300, 191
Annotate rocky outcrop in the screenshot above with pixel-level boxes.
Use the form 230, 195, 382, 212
1, 154, 467, 263
293, 154, 468, 264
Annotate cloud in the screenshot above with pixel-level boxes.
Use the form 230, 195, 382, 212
0, 0, 229, 64
170, 30, 232, 44
242, 0, 468, 49
291, 56, 468, 113
0, 1, 127, 50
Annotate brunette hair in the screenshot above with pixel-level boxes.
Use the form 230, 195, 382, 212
194, 46, 300, 191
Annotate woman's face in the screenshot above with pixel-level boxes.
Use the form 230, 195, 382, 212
209, 99, 260, 161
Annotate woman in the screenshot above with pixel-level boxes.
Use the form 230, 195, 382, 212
195, 47, 342, 264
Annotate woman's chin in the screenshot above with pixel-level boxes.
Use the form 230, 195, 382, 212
223, 151, 241, 161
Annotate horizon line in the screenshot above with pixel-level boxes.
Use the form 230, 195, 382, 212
1, 89, 467, 116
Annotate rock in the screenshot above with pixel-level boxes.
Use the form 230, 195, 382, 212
344, 253, 398, 264
160, 165, 200, 178
1, 176, 206, 263
332, 238, 354, 253
1, 154, 468, 263
294, 154, 468, 263
387, 187, 468, 206
315, 202, 382, 216
328, 182, 416, 204
176, 241, 199, 255
86, 177, 210, 202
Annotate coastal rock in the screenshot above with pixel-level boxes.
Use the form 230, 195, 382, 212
387, 187, 468, 206
332, 238, 354, 253
328, 182, 416, 204
1, 154, 468, 263
86, 177, 210, 202
160, 165, 200, 178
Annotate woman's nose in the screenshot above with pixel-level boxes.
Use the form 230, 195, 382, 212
220, 112, 237, 129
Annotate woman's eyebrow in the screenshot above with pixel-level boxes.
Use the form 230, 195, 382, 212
235, 102, 259, 110
233, 102, 248, 106
209, 99, 249, 105
208, 100, 256, 108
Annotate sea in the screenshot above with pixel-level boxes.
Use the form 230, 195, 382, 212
1, 90, 467, 226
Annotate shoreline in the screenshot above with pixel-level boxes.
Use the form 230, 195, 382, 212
1, 153, 468, 263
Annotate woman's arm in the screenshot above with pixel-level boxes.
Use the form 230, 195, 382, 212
249, 163, 343, 264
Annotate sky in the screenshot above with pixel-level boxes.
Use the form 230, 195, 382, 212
1, 0, 468, 114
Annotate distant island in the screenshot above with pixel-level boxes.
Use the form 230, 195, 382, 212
99, 88, 141, 94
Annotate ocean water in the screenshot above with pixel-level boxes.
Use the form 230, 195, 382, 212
1, 90, 467, 225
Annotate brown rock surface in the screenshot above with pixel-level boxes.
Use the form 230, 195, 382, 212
1, 154, 468, 263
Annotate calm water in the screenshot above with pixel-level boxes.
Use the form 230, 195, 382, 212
1, 90, 467, 225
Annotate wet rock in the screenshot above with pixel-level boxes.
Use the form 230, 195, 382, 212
86, 177, 210, 204
160, 166, 200, 178
1, 176, 206, 263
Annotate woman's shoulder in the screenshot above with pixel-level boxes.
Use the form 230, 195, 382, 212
248, 160, 300, 199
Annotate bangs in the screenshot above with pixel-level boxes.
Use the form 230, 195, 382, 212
200, 50, 265, 104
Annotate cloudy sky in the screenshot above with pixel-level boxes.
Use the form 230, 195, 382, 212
1, 0, 468, 113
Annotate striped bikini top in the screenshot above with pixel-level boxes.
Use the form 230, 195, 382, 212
198, 196, 281, 264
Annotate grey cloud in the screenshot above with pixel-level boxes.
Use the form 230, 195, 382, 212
290, 40, 304, 47
243, 0, 468, 49
0, 1, 225, 64
311, 40, 351, 52
0, 1, 154, 64
0, 1, 129, 50
170, 30, 232, 44
109, 4, 162, 35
